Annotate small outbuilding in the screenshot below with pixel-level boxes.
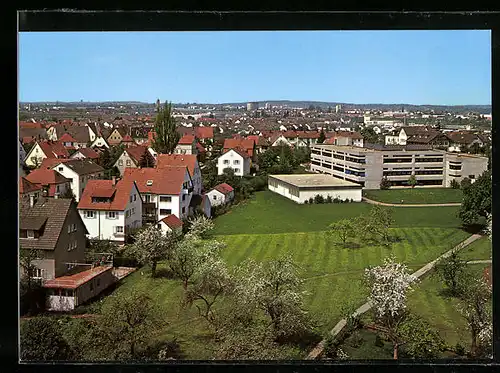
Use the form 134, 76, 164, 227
268, 174, 362, 204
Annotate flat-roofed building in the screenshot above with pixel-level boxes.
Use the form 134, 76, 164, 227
268, 174, 362, 204
310, 144, 488, 189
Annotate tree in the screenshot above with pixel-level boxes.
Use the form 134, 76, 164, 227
329, 219, 355, 247
407, 174, 417, 188
169, 235, 203, 289
152, 101, 180, 154
459, 170, 491, 225
450, 179, 460, 189
460, 177, 472, 190
184, 245, 233, 334
380, 177, 391, 190
364, 257, 419, 359
457, 276, 492, 357
187, 214, 215, 239
138, 150, 154, 168
99, 148, 112, 168
360, 127, 380, 144
60, 187, 76, 200
201, 160, 218, 191
434, 249, 469, 296
318, 129, 326, 144
20, 317, 72, 360
129, 225, 178, 277
235, 256, 311, 340
398, 315, 446, 359
369, 205, 394, 244
98, 291, 165, 359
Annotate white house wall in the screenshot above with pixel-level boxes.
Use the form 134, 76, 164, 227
124, 184, 143, 230
25, 143, 47, 167
206, 189, 226, 206
79, 210, 126, 242
268, 182, 362, 204
217, 150, 250, 176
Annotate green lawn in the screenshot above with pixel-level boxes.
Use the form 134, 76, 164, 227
460, 236, 492, 261
363, 188, 463, 205
213, 191, 462, 235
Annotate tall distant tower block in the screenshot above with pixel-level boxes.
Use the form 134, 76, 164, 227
156, 99, 161, 112
247, 102, 258, 111
335, 104, 341, 113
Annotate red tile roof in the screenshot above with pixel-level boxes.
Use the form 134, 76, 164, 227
122, 134, 135, 142
125, 145, 151, 164
72, 147, 100, 159
38, 141, 70, 159
22, 136, 36, 144
43, 265, 112, 289
223, 139, 255, 157
26, 169, 71, 186
19, 121, 42, 129
282, 131, 320, 139
160, 214, 184, 229
58, 133, 77, 143
40, 158, 71, 170
155, 154, 197, 176
195, 126, 214, 139
122, 167, 189, 195
214, 183, 234, 194
323, 137, 336, 145
223, 147, 251, 159
196, 142, 206, 153
77, 179, 138, 211
19, 177, 43, 194
178, 134, 195, 145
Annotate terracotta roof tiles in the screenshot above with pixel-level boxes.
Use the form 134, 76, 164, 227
160, 214, 184, 229
77, 179, 138, 211
122, 167, 189, 195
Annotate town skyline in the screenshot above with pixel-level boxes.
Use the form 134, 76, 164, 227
19, 30, 491, 105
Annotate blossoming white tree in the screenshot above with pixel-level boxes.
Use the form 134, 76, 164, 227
187, 215, 215, 239
364, 256, 418, 359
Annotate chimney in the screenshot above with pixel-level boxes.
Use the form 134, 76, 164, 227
112, 176, 116, 186
29, 193, 35, 207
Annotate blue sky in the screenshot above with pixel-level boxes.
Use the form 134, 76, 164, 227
18, 30, 491, 105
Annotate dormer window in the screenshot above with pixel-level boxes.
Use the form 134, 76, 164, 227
146, 180, 153, 186
27, 230, 35, 239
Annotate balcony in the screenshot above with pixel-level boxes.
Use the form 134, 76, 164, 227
114, 232, 125, 238
143, 202, 156, 209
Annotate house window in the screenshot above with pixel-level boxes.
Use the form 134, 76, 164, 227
130, 196, 133, 203
160, 196, 172, 202
133, 194, 137, 201
234, 168, 240, 174
90, 282, 94, 292
157, 224, 162, 229
116, 226, 124, 233
68, 241, 77, 251
67, 223, 76, 233
160, 209, 171, 215
126, 160, 131, 166
119, 160, 124, 166
233, 160, 240, 165
32, 267, 44, 279
132, 208, 135, 215
213, 195, 217, 200
223, 160, 229, 164
27, 230, 35, 239
56, 185, 60, 193
85, 210, 95, 218
144, 195, 151, 203
182, 194, 186, 201
107, 211, 117, 219
58, 167, 63, 171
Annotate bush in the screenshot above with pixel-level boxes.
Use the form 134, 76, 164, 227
454, 342, 466, 356
308, 197, 314, 204
314, 194, 325, 204
347, 331, 365, 348
374, 334, 385, 347
333, 197, 341, 203
380, 177, 391, 190
326, 195, 333, 204
20, 279, 46, 316
304, 200, 309, 204
450, 179, 461, 189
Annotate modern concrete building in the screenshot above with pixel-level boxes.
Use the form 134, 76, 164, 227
310, 144, 488, 189
268, 174, 362, 204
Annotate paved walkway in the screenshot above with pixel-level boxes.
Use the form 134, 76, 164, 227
306, 233, 482, 360
362, 197, 461, 207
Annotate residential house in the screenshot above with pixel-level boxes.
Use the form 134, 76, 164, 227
270, 134, 294, 148
446, 132, 487, 152
19, 176, 43, 206
20, 139, 27, 177
25, 169, 72, 198
106, 128, 126, 146
155, 154, 202, 194
24, 141, 70, 168
113, 145, 156, 176
206, 183, 234, 207
90, 135, 110, 150
178, 126, 215, 150
19, 127, 48, 144
58, 133, 77, 150
70, 147, 101, 162
121, 134, 136, 147
246, 135, 270, 154
217, 148, 251, 176
51, 159, 105, 202
282, 131, 320, 147
130, 126, 149, 145
324, 131, 364, 147
223, 138, 256, 161
122, 166, 194, 224
47, 125, 92, 148
174, 134, 198, 155
188, 194, 212, 218
19, 197, 88, 282
157, 214, 184, 235
77, 178, 143, 243
398, 127, 450, 148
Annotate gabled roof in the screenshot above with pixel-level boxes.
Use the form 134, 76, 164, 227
19, 198, 76, 250
335, 131, 364, 140
159, 214, 184, 229
223, 138, 255, 157
55, 159, 104, 175
195, 126, 214, 139
178, 134, 196, 145
124, 145, 152, 164
213, 183, 234, 194
222, 147, 251, 159
282, 131, 320, 139
77, 179, 138, 211
71, 147, 100, 159
38, 141, 70, 159
401, 126, 436, 136
122, 166, 190, 195
19, 177, 43, 194
26, 168, 71, 186
247, 135, 269, 146
156, 154, 198, 176
58, 133, 77, 143
122, 134, 135, 142
446, 132, 483, 145
40, 158, 71, 170
19, 128, 48, 141
19, 121, 42, 129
